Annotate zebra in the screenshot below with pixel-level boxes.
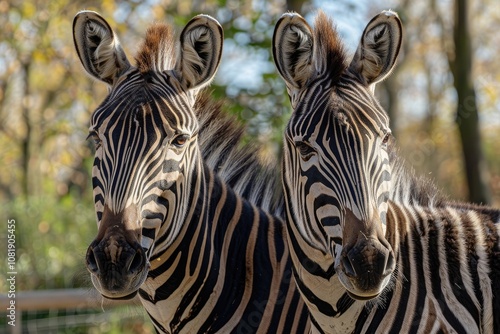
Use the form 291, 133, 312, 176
73, 11, 310, 333
272, 9, 500, 333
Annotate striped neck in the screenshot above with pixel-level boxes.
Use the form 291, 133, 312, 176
138, 162, 308, 333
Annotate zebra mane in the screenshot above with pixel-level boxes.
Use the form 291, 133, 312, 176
135, 23, 176, 72
388, 143, 446, 207
194, 92, 284, 216
313, 11, 348, 83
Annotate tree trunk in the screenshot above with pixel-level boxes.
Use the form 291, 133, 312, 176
21, 60, 32, 198
452, 0, 491, 204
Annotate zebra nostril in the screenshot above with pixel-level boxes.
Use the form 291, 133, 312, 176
341, 254, 357, 278
128, 248, 144, 274
86, 248, 99, 274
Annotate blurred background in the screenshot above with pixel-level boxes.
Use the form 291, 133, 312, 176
0, 0, 498, 332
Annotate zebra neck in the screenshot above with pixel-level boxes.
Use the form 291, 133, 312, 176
286, 212, 367, 333
139, 162, 295, 333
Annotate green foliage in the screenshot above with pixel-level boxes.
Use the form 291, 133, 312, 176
0, 192, 96, 291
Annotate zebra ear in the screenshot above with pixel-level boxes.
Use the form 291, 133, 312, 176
73, 11, 131, 85
175, 15, 223, 90
349, 10, 402, 88
272, 13, 314, 91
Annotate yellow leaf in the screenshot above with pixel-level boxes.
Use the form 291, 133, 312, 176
22, 1, 36, 18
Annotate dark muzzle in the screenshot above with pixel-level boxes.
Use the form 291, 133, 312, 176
340, 235, 395, 299
86, 225, 147, 299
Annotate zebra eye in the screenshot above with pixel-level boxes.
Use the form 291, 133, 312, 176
295, 141, 316, 161
382, 133, 391, 145
172, 134, 189, 148
87, 131, 101, 148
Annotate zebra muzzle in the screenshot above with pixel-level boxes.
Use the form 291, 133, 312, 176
86, 230, 148, 299
337, 208, 395, 300
339, 236, 395, 300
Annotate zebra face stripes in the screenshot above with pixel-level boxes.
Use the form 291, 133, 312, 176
274, 10, 401, 303
73, 11, 223, 300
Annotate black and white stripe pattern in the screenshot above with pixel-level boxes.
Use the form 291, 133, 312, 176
273, 10, 500, 333
73, 11, 310, 333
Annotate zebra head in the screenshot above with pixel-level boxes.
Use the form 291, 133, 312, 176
73, 11, 223, 299
273, 11, 402, 301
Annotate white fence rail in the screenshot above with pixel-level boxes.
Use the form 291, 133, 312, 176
1, 289, 142, 334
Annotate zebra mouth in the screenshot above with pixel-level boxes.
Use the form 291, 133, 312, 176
346, 290, 379, 301
102, 290, 138, 300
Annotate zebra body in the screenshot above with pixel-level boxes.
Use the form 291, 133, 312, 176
272, 10, 500, 333
73, 11, 309, 333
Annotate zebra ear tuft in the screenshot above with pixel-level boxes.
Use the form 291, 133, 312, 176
272, 13, 314, 91
349, 10, 402, 87
73, 11, 131, 85
175, 15, 223, 90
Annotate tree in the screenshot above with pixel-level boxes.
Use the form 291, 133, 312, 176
449, 0, 492, 204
